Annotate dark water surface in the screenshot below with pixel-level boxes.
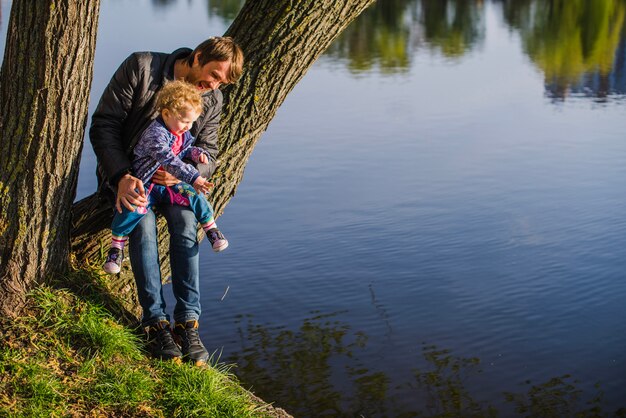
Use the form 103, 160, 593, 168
2, 0, 626, 416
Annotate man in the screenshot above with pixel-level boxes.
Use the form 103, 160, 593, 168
90, 37, 244, 365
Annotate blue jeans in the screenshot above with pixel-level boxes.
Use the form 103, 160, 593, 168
125, 186, 209, 326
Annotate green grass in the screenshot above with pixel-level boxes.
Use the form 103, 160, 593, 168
0, 269, 278, 418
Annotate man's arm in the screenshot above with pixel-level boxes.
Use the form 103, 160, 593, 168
90, 53, 148, 212
89, 54, 140, 185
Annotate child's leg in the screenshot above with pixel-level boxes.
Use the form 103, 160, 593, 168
103, 234, 128, 274
111, 235, 129, 251
169, 183, 228, 252
104, 200, 153, 274
110, 206, 150, 243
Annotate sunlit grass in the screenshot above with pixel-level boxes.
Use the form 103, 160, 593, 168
0, 269, 278, 418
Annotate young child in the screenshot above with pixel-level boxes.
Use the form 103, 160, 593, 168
103, 80, 227, 274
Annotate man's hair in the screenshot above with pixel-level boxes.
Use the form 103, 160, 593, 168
187, 36, 244, 84
155, 80, 203, 116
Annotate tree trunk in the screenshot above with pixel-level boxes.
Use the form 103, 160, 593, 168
0, 1, 100, 316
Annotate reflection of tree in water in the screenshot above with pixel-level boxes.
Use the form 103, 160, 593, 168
504, 375, 626, 418
498, 0, 626, 100
227, 312, 623, 417
230, 311, 387, 417
325, 0, 485, 73
206, 0, 486, 71
498, 0, 534, 32
417, 0, 485, 59
564, 27, 626, 101
151, 0, 178, 10
407, 345, 497, 417
144, 0, 626, 100
206, 0, 245, 24
563, 38, 626, 102
204, 0, 486, 72
325, 0, 414, 74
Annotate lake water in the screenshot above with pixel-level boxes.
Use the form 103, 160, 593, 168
2, 0, 626, 416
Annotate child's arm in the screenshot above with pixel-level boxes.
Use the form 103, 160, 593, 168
138, 125, 201, 185
180, 146, 210, 165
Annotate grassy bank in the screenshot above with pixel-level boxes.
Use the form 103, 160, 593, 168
0, 268, 290, 418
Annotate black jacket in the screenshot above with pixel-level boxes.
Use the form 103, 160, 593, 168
89, 48, 221, 195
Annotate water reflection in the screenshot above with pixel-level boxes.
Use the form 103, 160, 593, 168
231, 312, 371, 417
151, 0, 178, 10
207, 0, 244, 23
407, 345, 496, 417
5, 0, 622, 100
325, 0, 485, 74
418, 0, 485, 59
566, 35, 626, 101
325, 0, 415, 74
227, 313, 625, 417
504, 375, 622, 418
331, 0, 626, 100
498, 0, 626, 100
203, 0, 626, 100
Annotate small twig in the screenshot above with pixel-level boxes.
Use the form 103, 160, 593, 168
220, 286, 230, 301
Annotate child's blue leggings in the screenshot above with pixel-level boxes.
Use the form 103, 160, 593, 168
111, 182, 214, 237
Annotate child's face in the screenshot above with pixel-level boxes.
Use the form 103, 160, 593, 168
162, 107, 201, 135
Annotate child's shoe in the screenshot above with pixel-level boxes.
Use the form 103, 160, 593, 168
207, 228, 228, 252
103, 248, 123, 274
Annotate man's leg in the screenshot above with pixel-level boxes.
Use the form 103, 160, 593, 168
128, 208, 182, 361
158, 204, 201, 323
128, 209, 168, 325
159, 203, 210, 365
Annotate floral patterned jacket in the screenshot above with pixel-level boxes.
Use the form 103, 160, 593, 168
132, 117, 209, 186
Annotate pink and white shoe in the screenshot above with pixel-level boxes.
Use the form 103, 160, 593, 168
103, 248, 123, 274
207, 228, 228, 252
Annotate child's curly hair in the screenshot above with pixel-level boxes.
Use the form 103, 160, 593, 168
155, 80, 203, 116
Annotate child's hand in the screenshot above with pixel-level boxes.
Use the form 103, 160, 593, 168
193, 176, 214, 194
199, 153, 209, 164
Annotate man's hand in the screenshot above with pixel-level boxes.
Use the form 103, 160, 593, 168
116, 174, 147, 213
151, 170, 180, 186
193, 176, 214, 195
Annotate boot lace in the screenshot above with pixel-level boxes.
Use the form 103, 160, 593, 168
184, 326, 201, 346
154, 326, 176, 349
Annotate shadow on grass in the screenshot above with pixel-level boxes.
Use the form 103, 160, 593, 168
51, 260, 140, 329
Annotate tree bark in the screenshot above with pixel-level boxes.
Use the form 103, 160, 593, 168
0, 1, 100, 316
69, 0, 375, 315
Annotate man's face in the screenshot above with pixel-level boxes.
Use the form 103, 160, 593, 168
186, 53, 231, 91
